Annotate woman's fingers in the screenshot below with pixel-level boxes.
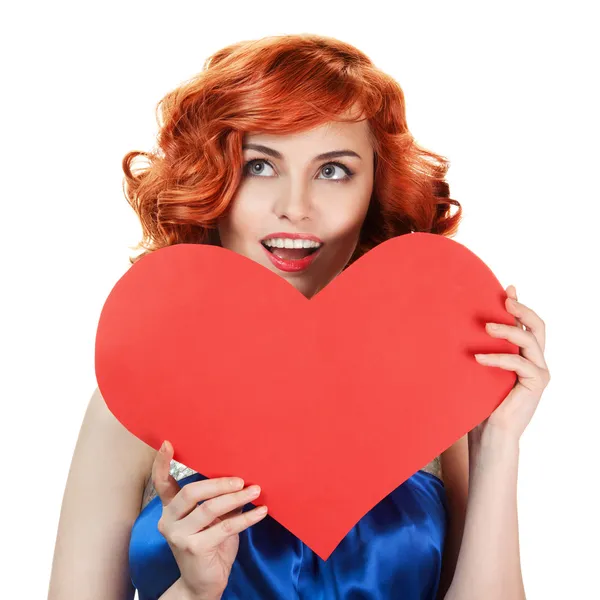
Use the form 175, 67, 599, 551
221, 506, 244, 521
177, 484, 262, 532
152, 439, 269, 553
199, 504, 269, 549
166, 476, 245, 520
152, 439, 269, 548
152, 440, 182, 508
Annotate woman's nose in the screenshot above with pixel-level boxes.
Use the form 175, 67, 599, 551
274, 187, 313, 222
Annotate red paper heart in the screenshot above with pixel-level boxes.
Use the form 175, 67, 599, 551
95, 232, 517, 560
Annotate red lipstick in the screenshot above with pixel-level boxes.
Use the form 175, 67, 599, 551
261, 243, 322, 272
260, 232, 324, 273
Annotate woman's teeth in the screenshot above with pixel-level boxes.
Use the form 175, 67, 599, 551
262, 238, 321, 260
263, 238, 321, 249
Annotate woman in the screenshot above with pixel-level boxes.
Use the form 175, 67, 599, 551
49, 34, 550, 600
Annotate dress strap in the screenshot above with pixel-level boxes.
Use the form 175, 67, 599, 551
419, 455, 443, 481
141, 460, 197, 511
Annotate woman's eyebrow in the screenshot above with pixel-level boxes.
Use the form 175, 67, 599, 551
242, 143, 362, 161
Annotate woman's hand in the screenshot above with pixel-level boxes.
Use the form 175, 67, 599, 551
471, 284, 551, 446
152, 440, 268, 599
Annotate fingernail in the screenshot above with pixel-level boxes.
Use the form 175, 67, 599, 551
248, 485, 261, 497
160, 441, 166, 453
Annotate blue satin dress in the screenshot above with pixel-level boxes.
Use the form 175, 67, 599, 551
129, 458, 448, 600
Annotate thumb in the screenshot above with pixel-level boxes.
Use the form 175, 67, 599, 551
506, 285, 521, 328
152, 440, 181, 507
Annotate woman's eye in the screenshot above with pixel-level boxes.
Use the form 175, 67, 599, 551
243, 159, 353, 181
244, 159, 276, 177
318, 163, 349, 180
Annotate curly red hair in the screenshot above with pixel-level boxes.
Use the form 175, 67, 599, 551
122, 33, 462, 269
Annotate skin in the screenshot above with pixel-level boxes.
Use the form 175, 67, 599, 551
216, 116, 376, 299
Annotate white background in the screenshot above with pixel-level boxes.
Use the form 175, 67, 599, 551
2, 1, 598, 598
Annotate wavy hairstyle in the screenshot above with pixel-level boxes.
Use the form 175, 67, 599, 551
122, 33, 462, 269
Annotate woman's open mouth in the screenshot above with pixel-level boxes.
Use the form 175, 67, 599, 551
260, 241, 323, 272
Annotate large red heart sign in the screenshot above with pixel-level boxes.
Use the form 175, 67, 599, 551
95, 232, 517, 560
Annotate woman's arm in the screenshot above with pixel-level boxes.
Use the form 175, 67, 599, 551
443, 426, 526, 600
437, 434, 469, 599
48, 387, 156, 600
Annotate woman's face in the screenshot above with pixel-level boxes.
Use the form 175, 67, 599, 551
217, 118, 375, 299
